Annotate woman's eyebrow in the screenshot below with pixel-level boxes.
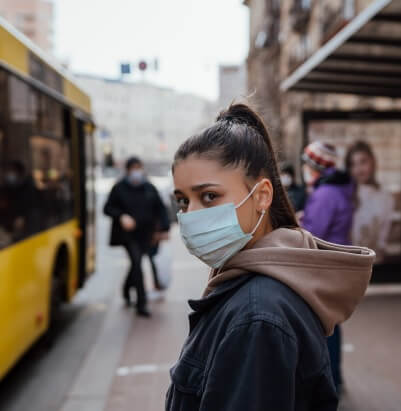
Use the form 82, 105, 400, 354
174, 183, 221, 196
173, 189, 184, 196
191, 183, 221, 192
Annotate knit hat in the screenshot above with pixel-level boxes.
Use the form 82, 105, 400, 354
302, 141, 337, 171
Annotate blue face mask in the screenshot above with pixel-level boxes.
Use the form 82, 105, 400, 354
128, 169, 145, 185
177, 182, 266, 269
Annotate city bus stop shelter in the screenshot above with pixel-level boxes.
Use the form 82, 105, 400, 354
280, 0, 401, 282
281, 0, 401, 98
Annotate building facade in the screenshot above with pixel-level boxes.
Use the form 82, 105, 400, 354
0, 0, 53, 53
246, 0, 401, 265
76, 74, 214, 167
246, 0, 401, 175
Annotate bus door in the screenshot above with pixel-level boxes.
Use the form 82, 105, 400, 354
76, 119, 96, 286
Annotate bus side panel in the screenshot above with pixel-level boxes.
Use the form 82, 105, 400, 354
0, 26, 28, 74
64, 80, 91, 114
0, 219, 79, 379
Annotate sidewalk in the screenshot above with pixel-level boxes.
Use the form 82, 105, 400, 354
339, 285, 401, 411
105, 228, 206, 411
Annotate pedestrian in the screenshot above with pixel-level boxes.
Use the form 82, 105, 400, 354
166, 104, 374, 410
104, 156, 170, 317
301, 141, 354, 394
280, 162, 306, 212
345, 141, 394, 263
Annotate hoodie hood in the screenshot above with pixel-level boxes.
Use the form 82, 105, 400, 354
204, 228, 375, 336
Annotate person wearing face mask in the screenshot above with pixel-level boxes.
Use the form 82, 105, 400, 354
301, 141, 355, 395
279, 162, 306, 212
166, 104, 374, 411
104, 156, 170, 316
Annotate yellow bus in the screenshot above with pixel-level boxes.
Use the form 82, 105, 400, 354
0, 17, 95, 379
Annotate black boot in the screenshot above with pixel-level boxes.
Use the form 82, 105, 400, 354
136, 307, 152, 317
122, 284, 132, 307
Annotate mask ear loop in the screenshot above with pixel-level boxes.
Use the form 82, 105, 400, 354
235, 182, 260, 209
235, 182, 266, 235
251, 209, 266, 235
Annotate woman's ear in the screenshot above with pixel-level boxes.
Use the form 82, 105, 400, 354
255, 178, 273, 212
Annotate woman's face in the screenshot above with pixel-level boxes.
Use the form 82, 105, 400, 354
173, 155, 272, 238
349, 151, 375, 185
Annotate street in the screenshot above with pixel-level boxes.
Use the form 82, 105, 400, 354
0, 181, 400, 411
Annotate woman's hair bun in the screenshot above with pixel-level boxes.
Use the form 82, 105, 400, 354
216, 103, 264, 132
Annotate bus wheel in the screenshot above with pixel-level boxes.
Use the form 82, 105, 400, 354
46, 248, 68, 345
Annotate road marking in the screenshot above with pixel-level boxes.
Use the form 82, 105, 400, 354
116, 363, 171, 376
88, 303, 108, 312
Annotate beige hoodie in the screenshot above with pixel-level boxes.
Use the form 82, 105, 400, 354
204, 228, 375, 336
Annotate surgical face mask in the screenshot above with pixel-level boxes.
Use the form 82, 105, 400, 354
177, 182, 266, 269
128, 169, 145, 184
280, 174, 292, 188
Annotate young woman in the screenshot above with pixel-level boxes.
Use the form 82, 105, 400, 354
166, 104, 375, 411
345, 141, 394, 263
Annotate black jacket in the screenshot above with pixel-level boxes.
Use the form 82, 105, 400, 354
287, 183, 307, 212
166, 275, 338, 411
103, 179, 170, 248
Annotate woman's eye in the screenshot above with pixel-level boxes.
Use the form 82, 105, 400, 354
175, 197, 188, 210
202, 192, 218, 204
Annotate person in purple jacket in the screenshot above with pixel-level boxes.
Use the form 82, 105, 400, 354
301, 140, 355, 394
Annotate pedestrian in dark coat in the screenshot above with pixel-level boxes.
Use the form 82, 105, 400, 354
104, 157, 170, 316
301, 141, 355, 393
166, 104, 374, 410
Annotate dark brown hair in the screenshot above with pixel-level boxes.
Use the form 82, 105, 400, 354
173, 103, 298, 229
345, 140, 379, 188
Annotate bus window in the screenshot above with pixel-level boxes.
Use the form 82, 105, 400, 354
30, 135, 74, 228
0, 70, 74, 250
0, 74, 38, 246
39, 93, 63, 138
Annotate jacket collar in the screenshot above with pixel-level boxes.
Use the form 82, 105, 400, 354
315, 168, 351, 187
188, 275, 252, 313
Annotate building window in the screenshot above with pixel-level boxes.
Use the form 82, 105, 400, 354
343, 0, 355, 20
301, 0, 311, 10
290, 0, 311, 33
255, 31, 268, 48
321, 1, 352, 41
254, 0, 281, 49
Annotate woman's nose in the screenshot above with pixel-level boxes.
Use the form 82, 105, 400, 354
187, 200, 203, 213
